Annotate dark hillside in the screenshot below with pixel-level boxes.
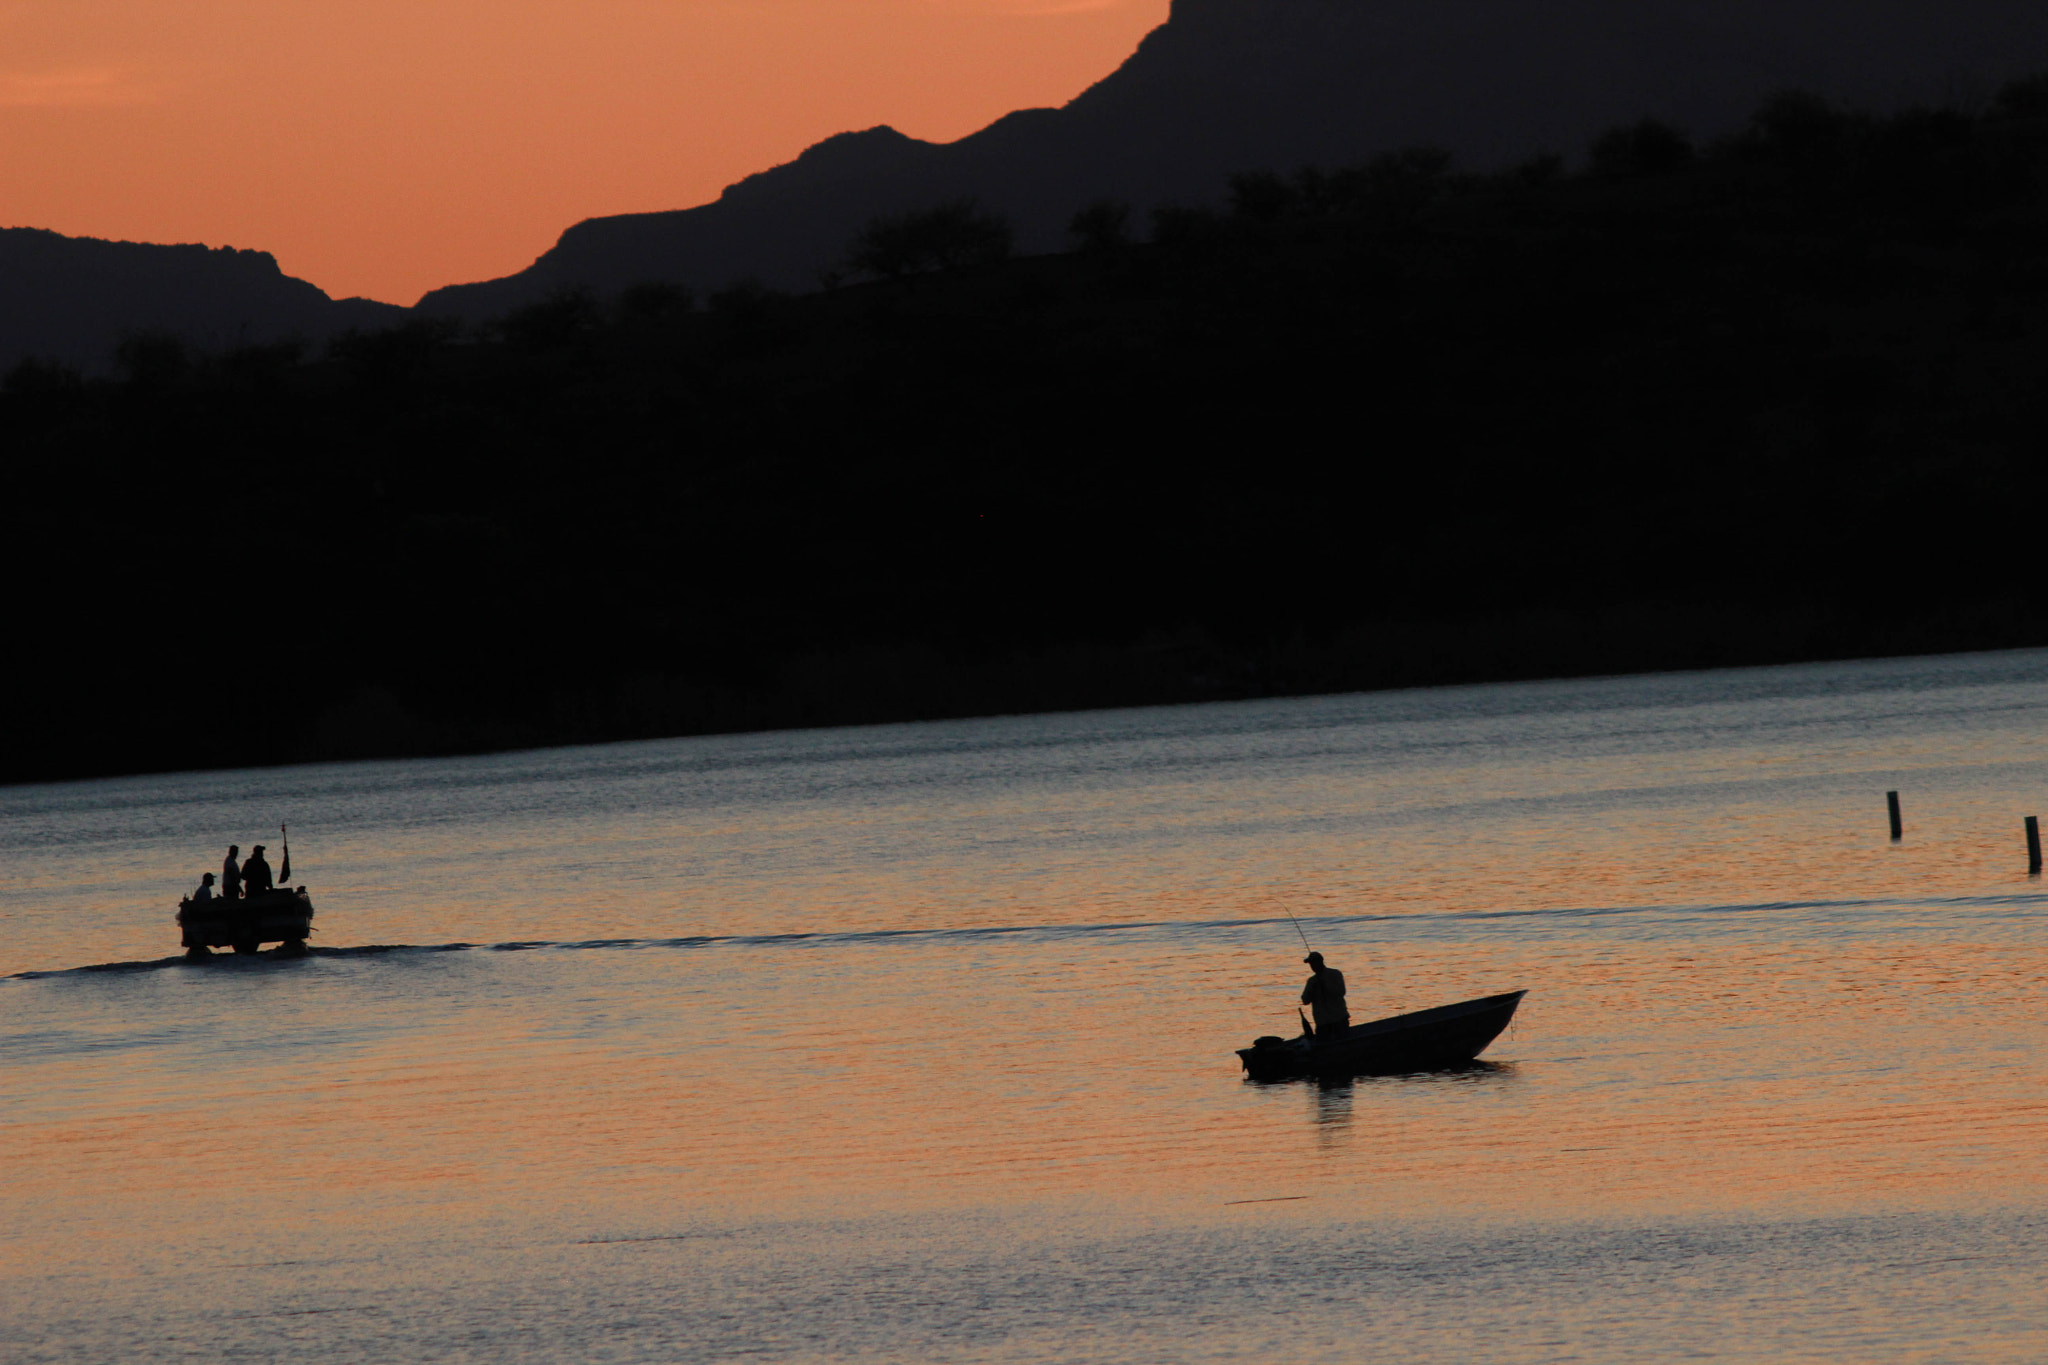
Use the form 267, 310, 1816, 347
0, 228, 404, 373
8, 89, 2048, 783
416, 0, 2048, 314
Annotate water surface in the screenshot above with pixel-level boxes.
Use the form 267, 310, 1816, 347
6, 651, 2047, 1362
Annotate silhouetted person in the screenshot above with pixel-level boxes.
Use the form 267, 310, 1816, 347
191, 872, 215, 903
243, 844, 274, 897
1301, 951, 1349, 1037
221, 845, 242, 900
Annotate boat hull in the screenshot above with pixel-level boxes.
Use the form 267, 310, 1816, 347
177, 889, 315, 955
1236, 990, 1525, 1080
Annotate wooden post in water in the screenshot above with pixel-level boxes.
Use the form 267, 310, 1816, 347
2028, 816, 2042, 876
1887, 791, 1903, 842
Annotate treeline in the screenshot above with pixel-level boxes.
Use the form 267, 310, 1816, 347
6, 81, 2048, 783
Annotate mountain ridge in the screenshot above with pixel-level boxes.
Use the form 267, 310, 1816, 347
0, 227, 405, 374
8, 0, 2048, 359
413, 0, 2048, 317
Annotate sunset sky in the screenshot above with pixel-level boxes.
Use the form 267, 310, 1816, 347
0, 0, 1168, 304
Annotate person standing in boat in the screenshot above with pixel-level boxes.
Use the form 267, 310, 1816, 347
1301, 951, 1350, 1037
242, 844, 275, 898
221, 845, 243, 900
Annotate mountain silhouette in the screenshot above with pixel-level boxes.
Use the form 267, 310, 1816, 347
0, 228, 404, 373
417, 0, 2048, 317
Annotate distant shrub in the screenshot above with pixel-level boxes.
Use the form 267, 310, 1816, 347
1589, 119, 1695, 178
1149, 203, 1223, 246
1744, 90, 1852, 161
114, 331, 190, 390
499, 288, 600, 352
707, 280, 786, 317
1356, 146, 1454, 224
1289, 166, 1337, 214
1289, 147, 1453, 224
705, 280, 796, 355
1990, 73, 2048, 121
3, 356, 83, 400
616, 281, 694, 324
1370, 145, 1454, 183
1507, 151, 1565, 189
1068, 199, 1133, 251
216, 339, 308, 390
1, 356, 85, 423
1851, 107, 1980, 219
222, 338, 308, 367
329, 317, 460, 388
846, 199, 1014, 280
1227, 170, 1296, 221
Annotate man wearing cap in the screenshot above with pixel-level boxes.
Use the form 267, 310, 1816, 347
1300, 951, 1349, 1038
242, 844, 275, 898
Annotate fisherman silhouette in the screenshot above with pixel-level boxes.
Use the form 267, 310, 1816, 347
1300, 951, 1349, 1038
221, 845, 242, 900
191, 871, 215, 902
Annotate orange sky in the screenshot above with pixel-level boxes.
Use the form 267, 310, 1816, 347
0, 0, 1168, 305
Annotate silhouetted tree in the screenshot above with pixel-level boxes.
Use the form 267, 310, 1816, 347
1356, 146, 1454, 225
499, 287, 600, 352
1289, 166, 1337, 214
1507, 151, 1565, 188
1589, 119, 1695, 178
114, 331, 190, 391
706, 280, 795, 356
1287, 147, 1452, 224
616, 281, 694, 324
329, 317, 459, 391
1990, 73, 2048, 121
1228, 170, 1296, 221
217, 339, 308, 390
1743, 90, 1853, 164
1149, 204, 1222, 246
706, 280, 788, 316
846, 199, 1013, 280
3, 356, 82, 401
1068, 199, 1133, 251
0, 356, 84, 431
1852, 107, 1980, 228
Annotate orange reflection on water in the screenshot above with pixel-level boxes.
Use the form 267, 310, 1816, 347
12, 664, 2048, 1362
8, 929, 2044, 1287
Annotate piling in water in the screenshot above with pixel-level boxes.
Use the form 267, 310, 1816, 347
1887, 790, 1903, 841
2029, 816, 2042, 875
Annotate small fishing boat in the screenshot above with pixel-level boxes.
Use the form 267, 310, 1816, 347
177, 888, 316, 960
1237, 990, 1525, 1080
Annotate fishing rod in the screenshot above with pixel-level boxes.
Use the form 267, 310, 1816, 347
1280, 901, 1313, 955
1275, 901, 1318, 1039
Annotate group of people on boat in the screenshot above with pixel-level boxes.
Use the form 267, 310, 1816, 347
188, 844, 278, 904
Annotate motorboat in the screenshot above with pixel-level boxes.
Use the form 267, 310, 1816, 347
177, 888, 315, 959
1237, 990, 1525, 1080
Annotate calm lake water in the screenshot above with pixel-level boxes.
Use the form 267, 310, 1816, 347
6, 651, 2048, 1363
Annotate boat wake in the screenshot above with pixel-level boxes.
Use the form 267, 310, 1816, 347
11, 889, 2047, 980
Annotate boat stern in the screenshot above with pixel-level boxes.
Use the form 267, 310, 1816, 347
1238, 1035, 1309, 1080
